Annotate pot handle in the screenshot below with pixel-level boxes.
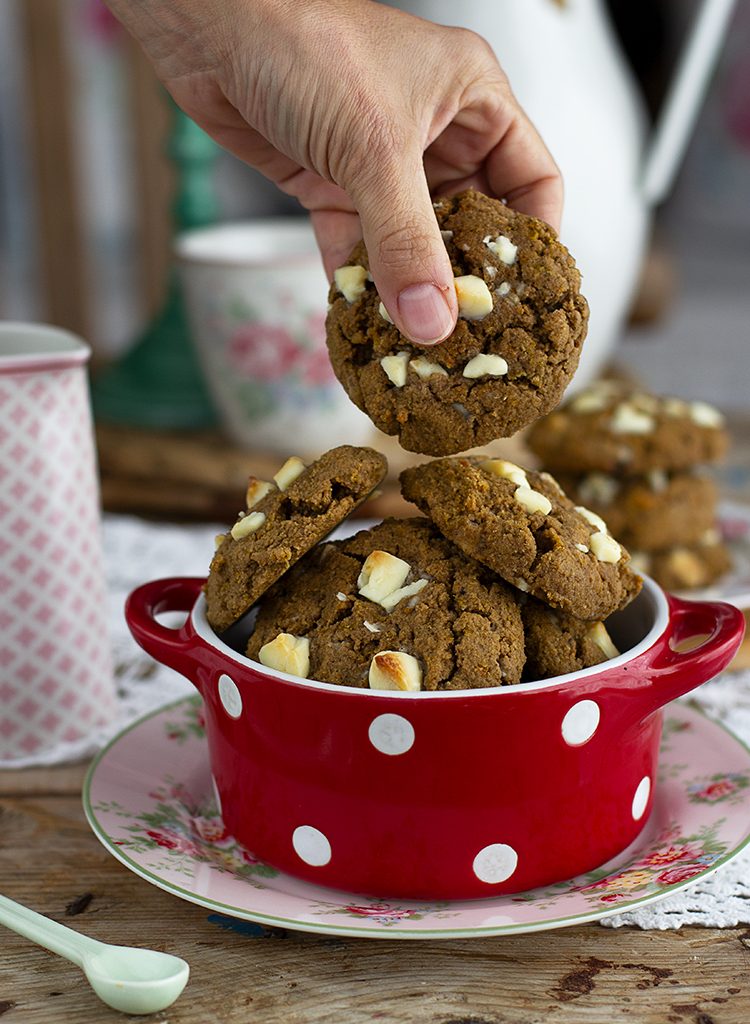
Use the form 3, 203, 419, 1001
125, 577, 207, 687
640, 593, 745, 711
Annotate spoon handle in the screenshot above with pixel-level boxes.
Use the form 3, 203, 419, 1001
0, 893, 102, 967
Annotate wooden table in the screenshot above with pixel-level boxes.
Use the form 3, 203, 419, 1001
3, 411, 749, 1022
1, 760, 750, 1023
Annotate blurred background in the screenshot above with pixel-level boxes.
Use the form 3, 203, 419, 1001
0, 0, 748, 519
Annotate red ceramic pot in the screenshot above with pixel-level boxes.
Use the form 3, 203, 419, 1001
125, 576, 744, 900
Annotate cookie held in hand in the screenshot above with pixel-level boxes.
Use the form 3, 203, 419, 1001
326, 189, 589, 456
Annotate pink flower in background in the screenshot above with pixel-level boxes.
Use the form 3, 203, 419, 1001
692, 779, 736, 802
146, 830, 178, 850
301, 349, 336, 387
193, 817, 230, 845
656, 864, 704, 886
343, 904, 413, 920
636, 844, 701, 868
227, 324, 301, 380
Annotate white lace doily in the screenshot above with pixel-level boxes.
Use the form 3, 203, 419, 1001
6, 513, 750, 931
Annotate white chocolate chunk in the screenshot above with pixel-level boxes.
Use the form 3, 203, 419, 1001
578, 473, 619, 506
380, 351, 410, 387
631, 392, 659, 414
590, 531, 622, 563
666, 548, 705, 587
588, 622, 619, 659
230, 511, 266, 541
575, 543, 589, 553
689, 400, 724, 428
514, 577, 530, 593
336, 592, 348, 602
454, 275, 494, 320
575, 505, 609, 534
246, 477, 274, 509
214, 533, 226, 550
334, 264, 368, 303
462, 353, 509, 379
358, 550, 410, 606
378, 301, 393, 324
570, 389, 610, 414
539, 472, 564, 494
495, 281, 511, 297
479, 459, 528, 487
662, 397, 689, 417
380, 577, 428, 612
514, 485, 552, 516
629, 551, 651, 575
440, 229, 453, 241
409, 356, 448, 379
258, 632, 310, 678
647, 469, 668, 493
363, 620, 382, 633
484, 265, 497, 279
368, 651, 422, 692
273, 456, 306, 491
485, 234, 518, 265
610, 402, 655, 435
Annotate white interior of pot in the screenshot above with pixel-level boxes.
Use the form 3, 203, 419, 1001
194, 576, 669, 697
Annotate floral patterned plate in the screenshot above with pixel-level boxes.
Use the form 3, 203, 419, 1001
83, 697, 750, 938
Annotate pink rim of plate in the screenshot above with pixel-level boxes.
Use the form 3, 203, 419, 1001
83, 697, 750, 939
0, 322, 91, 375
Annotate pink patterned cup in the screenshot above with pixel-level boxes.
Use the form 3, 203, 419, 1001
0, 323, 115, 763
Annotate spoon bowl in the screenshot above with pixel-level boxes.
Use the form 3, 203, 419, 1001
84, 946, 190, 1015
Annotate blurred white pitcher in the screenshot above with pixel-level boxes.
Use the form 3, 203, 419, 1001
0, 323, 114, 763
391, 0, 736, 385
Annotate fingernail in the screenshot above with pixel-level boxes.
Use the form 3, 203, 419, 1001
397, 283, 455, 345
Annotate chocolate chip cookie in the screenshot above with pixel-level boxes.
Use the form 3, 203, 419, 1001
629, 534, 731, 591
205, 445, 387, 632
326, 189, 589, 456
526, 381, 728, 474
400, 456, 642, 620
553, 470, 718, 551
247, 517, 525, 690
522, 598, 619, 680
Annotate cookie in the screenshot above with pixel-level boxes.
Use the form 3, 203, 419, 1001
400, 456, 642, 620
630, 534, 731, 591
526, 381, 728, 474
553, 470, 718, 551
205, 445, 387, 632
522, 598, 618, 680
326, 189, 589, 456
247, 517, 525, 690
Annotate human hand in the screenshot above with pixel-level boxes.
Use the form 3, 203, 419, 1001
108, 0, 562, 345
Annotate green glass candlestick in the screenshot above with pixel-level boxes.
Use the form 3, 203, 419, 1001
93, 103, 219, 428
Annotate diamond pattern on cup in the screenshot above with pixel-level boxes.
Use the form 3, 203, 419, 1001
0, 368, 114, 760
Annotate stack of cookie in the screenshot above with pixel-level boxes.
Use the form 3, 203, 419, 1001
207, 446, 642, 691
527, 381, 731, 591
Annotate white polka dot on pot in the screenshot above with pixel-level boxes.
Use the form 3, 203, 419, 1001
368, 713, 415, 756
561, 700, 600, 746
217, 674, 242, 719
473, 843, 518, 884
632, 776, 651, 821
292, 825, 332, 867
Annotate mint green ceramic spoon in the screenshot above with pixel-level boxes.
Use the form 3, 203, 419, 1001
0, 893, 189, 1014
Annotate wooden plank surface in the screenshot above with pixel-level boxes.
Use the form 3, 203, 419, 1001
1, 785, 749, 1023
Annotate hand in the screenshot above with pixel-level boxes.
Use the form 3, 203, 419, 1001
108, 0, 562, 345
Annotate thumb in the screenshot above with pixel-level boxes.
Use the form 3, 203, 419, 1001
349, 155, 457, 347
